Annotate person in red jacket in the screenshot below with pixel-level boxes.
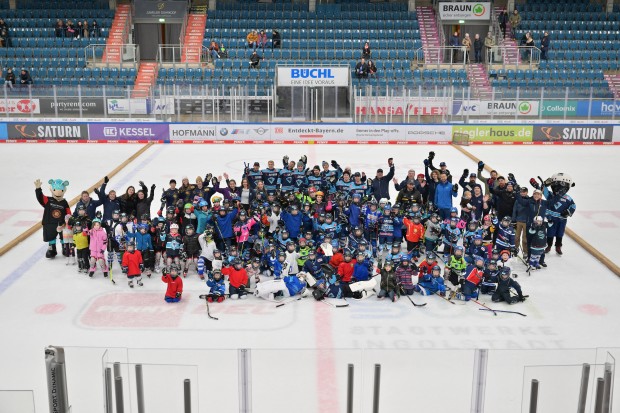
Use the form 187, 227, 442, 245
403, 213, 425, 261
418, 251, 438, 276
122, 241, 144, 288
337, 251, 357, 283
221, 258, 249, 299
162, 264, 183, 302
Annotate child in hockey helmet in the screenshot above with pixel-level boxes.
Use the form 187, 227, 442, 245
163, 264, 183, 303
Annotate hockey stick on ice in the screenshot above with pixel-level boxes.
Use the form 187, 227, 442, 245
275, 296, 302, 308
400, 286, 427, 307
435, 291, 456, 305
479, 308, 527, 317
319, 299, 349, 308
198, 294, 219, 320
471, 299, 497, 316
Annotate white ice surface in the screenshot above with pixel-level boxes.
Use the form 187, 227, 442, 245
0, 143, 619, 413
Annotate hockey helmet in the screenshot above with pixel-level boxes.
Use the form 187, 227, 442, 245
170, 223, 179, 230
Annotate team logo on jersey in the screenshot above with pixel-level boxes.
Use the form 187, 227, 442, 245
52, 210, 62, 219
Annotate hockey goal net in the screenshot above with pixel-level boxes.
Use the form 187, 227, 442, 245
452, 131, 470, 146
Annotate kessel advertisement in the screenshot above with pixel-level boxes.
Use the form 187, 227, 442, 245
39, 98, 105, 115
533, 125, 613, 142
3, 122, 89, 140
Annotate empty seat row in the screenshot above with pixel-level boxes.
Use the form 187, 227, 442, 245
0, 47, 90, 58
520, 19, 620, 31
5, 37, 107, 49
3, 18, 114, 28
3, 27, 111, 37
529, 30, 620, 41
517, 3, 601, 12
208, 10, 415, 21
207, 19, 418, 31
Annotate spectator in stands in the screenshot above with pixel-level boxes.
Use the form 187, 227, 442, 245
362, 42, 371, 59
509, 9, 521, 40
485, 32, 495, 63
82, 21, 89, 38
55, 19, 65, 38
473, 34, 482, 64
499, 11, 508, 39
91, 20, 99, 37
462, 33, 472, 64
0, 19, 8, 33
0, 30, 7, 48
271, 29, 281, 49
524, 32, 535, 62
540, 32, 550, 60
66, 20, 76, 38
258, 30, 268, 49
218, 43, 228, 58
4, 68, 15, 89
450, 32, 460, 63
19, 69, 32, 85
209, 41, 220, 60
355, 58, 368, 79
246, 30, 259, 49
367, 59, 377, 78
249, 50, 262, 69
77, 21, 84, 39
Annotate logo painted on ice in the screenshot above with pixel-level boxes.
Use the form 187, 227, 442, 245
473, 3, 486, 16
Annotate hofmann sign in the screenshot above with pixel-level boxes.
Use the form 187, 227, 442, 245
438, 2, 491, 20
134, 0, 187, 22
277, 67, 350, 87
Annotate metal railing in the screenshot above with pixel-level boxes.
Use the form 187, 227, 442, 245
84, 44, 140, 67
491, 45, 541, 70
156, 44, 209, 67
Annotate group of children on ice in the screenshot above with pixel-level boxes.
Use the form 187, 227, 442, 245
37, 151, 576, 306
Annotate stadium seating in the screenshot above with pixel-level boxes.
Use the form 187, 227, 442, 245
0, 3, 124, 87
155, 0, 471, 95
496, 0, 620, 98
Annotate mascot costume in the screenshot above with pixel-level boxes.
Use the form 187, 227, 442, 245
541, 173, 576, 255
35, 178, 71, 258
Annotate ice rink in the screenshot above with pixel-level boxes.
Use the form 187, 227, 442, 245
1, 143, 619, 413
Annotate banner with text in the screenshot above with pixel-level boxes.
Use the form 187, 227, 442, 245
355, 97, 449, 116
39, 98, 105, 115
532, 125, 614, 142
451, 125, 534, 142
277, 67, 349, 87
452, 100, 540, 116
106, 99, 148, 115
438, 2, 491, 20
1, 122, 88, 140
88, 123, 169, 140
0, 98, 40, 115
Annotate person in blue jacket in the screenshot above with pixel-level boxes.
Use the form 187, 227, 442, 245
434, 171, 458, 220
280, 204, 303, 240
212, 206, 238, 251
352, 252, 373, 282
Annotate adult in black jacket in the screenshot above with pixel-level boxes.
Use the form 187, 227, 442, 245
73, 190, 102, 219
424, 165, 440, 208
395, 180, 422, 210
493, 181, 517, 221
393, 169, 416, 191
119, 186, 138, 218
370, 158, 395, 200
458, 170, 482, 193
136, 181, 156, 219
94, 177, 122, 221
425, 151, 452, 182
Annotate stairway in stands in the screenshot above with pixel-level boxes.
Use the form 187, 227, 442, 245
467, 64, 493, 99
132, 62, 158, 98
604, 74, 620, 99
182, 14, 207, 63
494, 7, 521, 65
416, 6, 442, 64
102, 4, 131, 63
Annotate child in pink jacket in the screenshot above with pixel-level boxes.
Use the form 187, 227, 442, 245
233, 210, 257, 252
88, 218, 109, 278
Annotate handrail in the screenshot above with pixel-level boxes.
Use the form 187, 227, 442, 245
414, 45, 541, 70
84, 44, 140, 67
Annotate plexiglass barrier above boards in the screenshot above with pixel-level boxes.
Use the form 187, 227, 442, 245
25, 346, 618, 413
